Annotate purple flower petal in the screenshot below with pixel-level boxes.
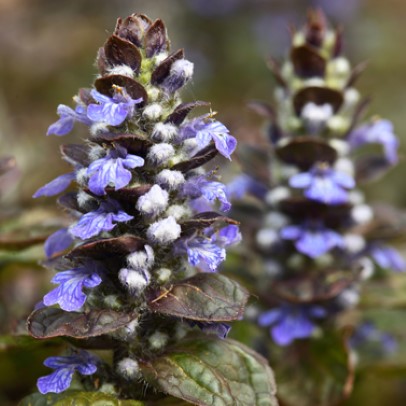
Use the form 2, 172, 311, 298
47, 104, 92, 136
371, 244, 406, 272
33, 172, 75, 198
258, 309, 283, 326
37, 367, 74, 394
226, 174, 267, 200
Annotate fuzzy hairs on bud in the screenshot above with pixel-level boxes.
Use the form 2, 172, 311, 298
116, 358, 141, 379
136, 185, 169, 216
151, 123, 178, 142
156, 169, 185, 191
142, 103, 163, 121
127, 245, 154, 271
147, 216, 181, 245
118, 268, 150, 294
161, 59, 194, 93
147, 143, 175, 166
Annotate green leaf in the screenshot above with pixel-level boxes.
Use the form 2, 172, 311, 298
147, 273, 249, 322
19, 390, 144, 406
28, 308, 136, 339
271, 330, 354, 406
140, 336, 278, 406
0, 335, 62, 351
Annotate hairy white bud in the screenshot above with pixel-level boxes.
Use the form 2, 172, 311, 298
75, 168, 89, 186
147, 216, 181, 244
107, 65, 134, 78
336, 288, 360, 309
143, 103, 163, 120
162, 59, 194, 93
256, 228, 279, 249
136, 185, 169, 216
301, 102, 333, 133
154, 52, 169, 65
127, 245, 154, 270
88, 144, 106, 161
147, 143, 175, 165
265, 187, 291, 206
334, 158, 354, 177
155, 268, 172, 284
358, 257, 375, 280
166, 204, 192, 220
89, 122, 110, 137
156, 169, 185, 190
264, 212, 288, 229
149, 331, 169, 350
77, 190, 94, 209
151, 122, 178, 142
343, 234, 366, 253
118, 268, 150, 294
117, 358, 141, 379
352, 204, 373, 224
329, 139, 350, 156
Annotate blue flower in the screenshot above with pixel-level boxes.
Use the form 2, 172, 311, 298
70, 200, 133, 240
87, 146, 144, 196
178, 236, 226, 272
33, 172, 76, 198
37, 351, 98, 394
280, 223, 344, 258
350, 321, 398, 355
87, 88, 142, 127
43, 262, 103, 311
258, 304, 327, 346
213, 225, 242, 247
47, 104, 92, 136
289, 164, 355, 205
226, 174, 267, 200
348, 119, 399, 165
183, 175, 231, 211
44, 228, 74, 258
179, 115, 237, 160
370, 244, 406, 272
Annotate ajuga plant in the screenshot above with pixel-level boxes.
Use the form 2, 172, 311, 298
228, 10, 405, 406
22, 13, 277, 406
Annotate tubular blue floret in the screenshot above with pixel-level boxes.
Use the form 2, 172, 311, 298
43, 262, 103, 311
258, 304, 327, 346
87, 88, 143, 126
33, 172, 76, 198
70, 199, 133, 240
179, 115, 237, 159
37, 351, 98, 394
289, 164, 355, 205
47, 104, 92, 136
86, 146, 144, 196
280, 223, 344, 258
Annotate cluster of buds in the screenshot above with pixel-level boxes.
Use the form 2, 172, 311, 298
27, 14, 276, 404
230, 10, 404, 347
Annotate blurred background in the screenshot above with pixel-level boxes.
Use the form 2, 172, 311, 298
1, 0, 406, 404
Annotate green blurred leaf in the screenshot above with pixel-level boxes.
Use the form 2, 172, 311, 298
19, 390, 144, 405
147, 273, 249, 322
140, 336, 278, 406
0, 335, 61, 351
272, 330, 354, 406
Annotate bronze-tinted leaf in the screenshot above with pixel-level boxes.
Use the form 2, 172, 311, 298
247, 100, 276, 119
115, 15, 145, 47
28, 308, 136, 339
333, 27, 343, 57
57, 192, 86, 213
278, 197, 352, 228
151, 49, 184, 85
104, 184, 152, 202
263, 270, 357, 304
346, 61, 368, 88
291, 45, 326, 78
267, 56, 287, 87
165, 101, 210, 125
92, 132, 152, 156
148, 273, 248, 322
144, 19, 169, 58
104, 35, 142, 73
293, 86, 343, 115
304, 9, 326, 48
68, 235, 146, 260
140, 337, 278, 406
181, 212, 238, 234
78, 87, 94, 105
60, 144, 91, 166
96, 47, 109, 75
171, 143, 218, 172
95, 75, 148, 106
276, 136, 337, 170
